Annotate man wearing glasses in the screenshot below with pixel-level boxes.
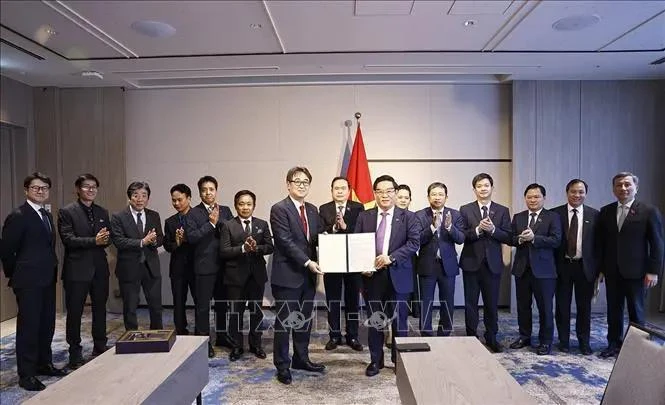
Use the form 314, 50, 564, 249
354, 175, 421, 377
270, 167, 324, 385
58, 174, 111, 370
1, 172, 67, 391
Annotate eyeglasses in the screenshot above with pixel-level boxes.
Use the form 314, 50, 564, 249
289, 180, 311, 187
374, 188, 395, 196
80, 186, 98, 191
28, 185, 50, 192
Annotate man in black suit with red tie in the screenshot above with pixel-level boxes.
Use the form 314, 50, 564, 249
111, 181, 164, 332
459, 173, 511, 353
1, 172, 67, 391
319, 176, 364, 351
270, 166, 325, 385
186, 175, 234, 357
58, 174, 111, 369
163, 184, 196, 336
597, 172, 664, 358
220, 190, 274, 362
552, 179, 599, 355
510, 183, 562, 356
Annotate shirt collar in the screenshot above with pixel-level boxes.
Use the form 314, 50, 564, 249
529, 208, 543, 216
477, 201, 491, 211
618, 199, 635, 209
130, 206, 143, 216
289, 196, 306, 210
567, 204, 582, 213
26, 199, 44, 213
379, 206, 396, 217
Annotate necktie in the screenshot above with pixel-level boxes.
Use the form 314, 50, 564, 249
618, 205, 628, 231
178, 214, 186, 228
567, 209, 578, 258
299, 204, 308, 238
39, 208, 52, 233
243, 219, 251, 234
136, 212, 144, 235
481, 205, 488, 219
528, 212, 537, 229
338, 205, 344, 217
376, 212, 388, 256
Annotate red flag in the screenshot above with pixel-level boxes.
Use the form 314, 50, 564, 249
346, 123, 374, 208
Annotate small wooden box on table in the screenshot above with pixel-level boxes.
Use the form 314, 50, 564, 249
24, 336, 209, 405
395, 336, 535, 405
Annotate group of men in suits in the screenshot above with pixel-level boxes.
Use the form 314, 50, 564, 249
2, 169, 662, 389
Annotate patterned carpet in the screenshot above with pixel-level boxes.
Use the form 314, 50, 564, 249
1, 307, 621, 404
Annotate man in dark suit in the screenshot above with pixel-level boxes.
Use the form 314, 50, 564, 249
220, 190, 274, 362
1, 172, 67, 391
110, 181, 164, 332
459, 173, 511, 353
597, 172, 664, 358
186, 175, 234, 357
163, 184, 196, 336
319, 176, 364, 351
58, 174, 111, 370
270, 166, 325, 385
395, 184, 420, 320
553, 179, 599, 355
355, 175, 421, 377
510, 183, 562, 355
416, 182, 464, 337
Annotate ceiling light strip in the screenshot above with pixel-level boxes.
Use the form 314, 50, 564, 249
596, 8, 665, 52
41, 0, 139, 58
481, 0, 541, 52
261, 0, 286, 53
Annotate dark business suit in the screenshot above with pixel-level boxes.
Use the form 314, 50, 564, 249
270, 197, 321, 371
58, 201, 110, 359
459, 201, 511, 344
597, 200, 664, 348
110, 207, 164, 331
185, 202, 232, 340
354, 207, 421, 364
220, 216, 273, 349
163, 212, 196, 335
1, 202, 58, 379
319, 200, 364, 341
552, 204, 599, 349
415, 207, 465, 336
511, 209, 562, 345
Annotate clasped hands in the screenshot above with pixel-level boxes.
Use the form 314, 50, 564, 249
141, 228, 158, 246
243, 236, 258, 253
518, 227, 535, 244
95, 227, 110, 245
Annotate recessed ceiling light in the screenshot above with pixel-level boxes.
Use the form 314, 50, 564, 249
552, 14, 600, 31
131, 20, 176, 38
45, 27, 57, 36
464, 20, 476, 27
249, 23, 262, 29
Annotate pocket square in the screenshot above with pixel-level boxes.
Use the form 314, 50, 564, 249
584, 220, 590, 223
256, 228, 263, 234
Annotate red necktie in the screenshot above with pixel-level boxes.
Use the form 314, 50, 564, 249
299, 204, 308, 238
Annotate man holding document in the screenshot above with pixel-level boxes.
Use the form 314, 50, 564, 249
353, 175, 421, 377
319, 177, 365, 351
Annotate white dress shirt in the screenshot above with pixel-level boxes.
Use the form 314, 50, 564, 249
566, 204, 583, 259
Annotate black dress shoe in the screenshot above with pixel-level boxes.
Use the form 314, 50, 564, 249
229, 347, 244, 362
579, 344, 593, 355
346, 338, 364, 352
291, 359, 325, 373
599, 346, 620, 358
215, 333, 236, 349
249, 346, 267, 359
558, 343, 570, 353
486, 341, 504, 353
36, 363, 68, 377
91, 345, 113, 357
537, 344, 552, 355
19, 376, 45, 391
365, 362, 381, 377
325, 338, 341, 351
276, 369, 292, 385
509, 338, 531, 350
208, 343, 215, 358
67, 357, 86, 370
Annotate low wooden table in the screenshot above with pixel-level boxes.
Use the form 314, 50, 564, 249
25, 336, 209, 405
395, 336, 535, 405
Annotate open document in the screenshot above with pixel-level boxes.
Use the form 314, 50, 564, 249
318, 232, 376, 273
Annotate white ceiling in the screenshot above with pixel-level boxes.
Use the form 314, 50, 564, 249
1, 0, 663, 88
